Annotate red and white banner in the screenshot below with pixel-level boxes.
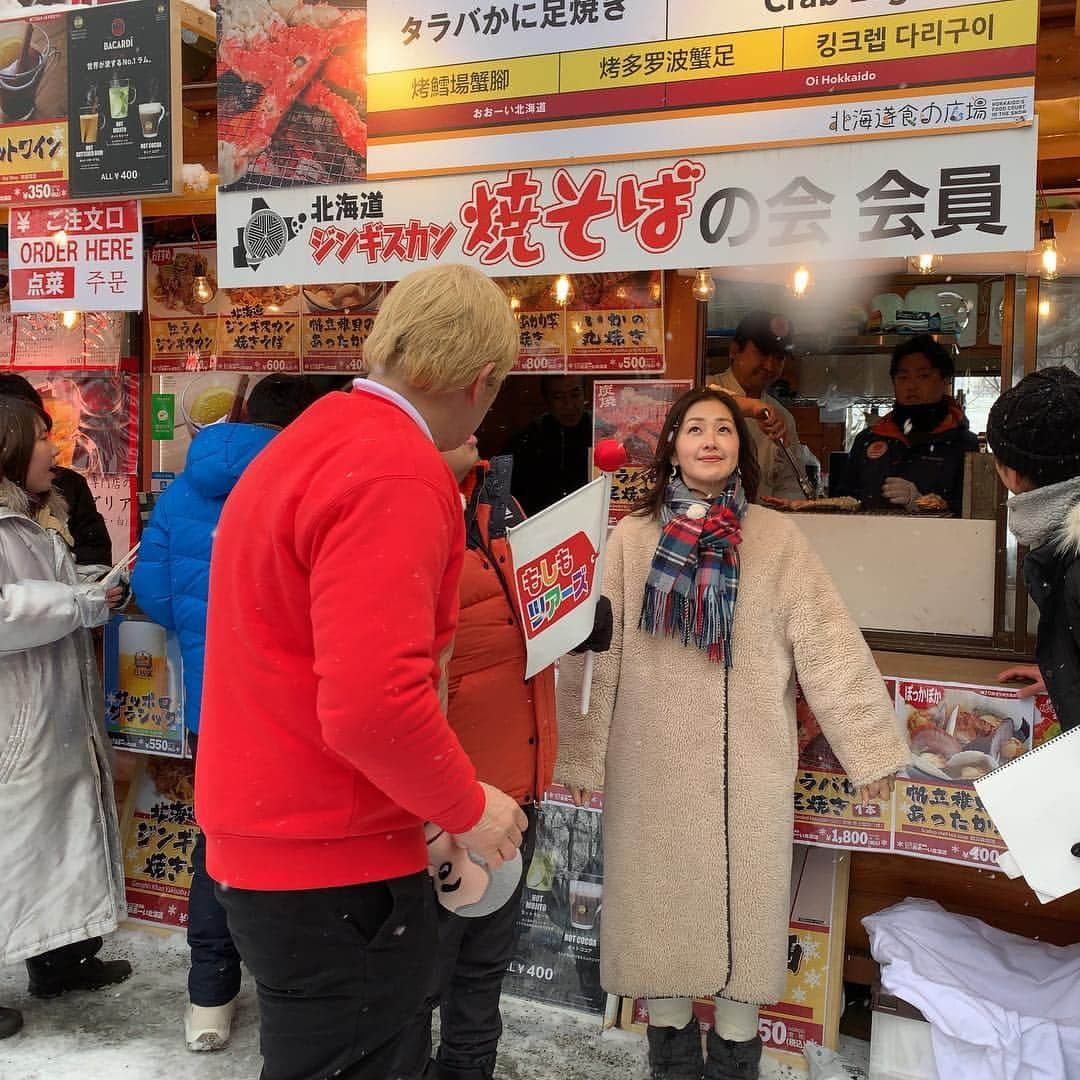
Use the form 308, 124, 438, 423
218, 127, 1037, 286
9, 200, 143, 312
508, 475, 608, 680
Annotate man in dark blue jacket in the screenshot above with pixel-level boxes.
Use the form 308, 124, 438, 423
131, 374, 318, 1052
840, 335, 979, 515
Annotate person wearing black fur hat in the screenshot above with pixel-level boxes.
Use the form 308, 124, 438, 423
988, 366, 1080, 733
840, 335, 979, 515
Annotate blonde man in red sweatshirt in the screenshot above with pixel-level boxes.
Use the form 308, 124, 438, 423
195, 265, 528, 1080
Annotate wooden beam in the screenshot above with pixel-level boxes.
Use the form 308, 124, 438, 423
180, 0, 215, 43
1036, 23, 1080, 100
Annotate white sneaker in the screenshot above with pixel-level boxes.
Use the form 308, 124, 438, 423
185, 996, 238, 1052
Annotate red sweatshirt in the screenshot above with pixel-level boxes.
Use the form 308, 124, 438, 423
195, 389, 485, 890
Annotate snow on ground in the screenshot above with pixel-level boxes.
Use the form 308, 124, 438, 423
0, 928, 830, 1079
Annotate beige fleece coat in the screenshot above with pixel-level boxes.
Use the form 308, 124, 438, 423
556, 506, 910, 1004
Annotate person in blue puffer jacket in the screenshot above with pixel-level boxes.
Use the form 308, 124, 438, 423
131, 373, 319, 1053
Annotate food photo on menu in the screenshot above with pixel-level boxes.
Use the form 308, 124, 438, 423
899, 684, 1031, 788
217, 0, 366, 189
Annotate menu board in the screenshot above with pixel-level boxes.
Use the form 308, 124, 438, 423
148, 244, 387, 375
793, 676, 1050, 870
65, 0, 178, 199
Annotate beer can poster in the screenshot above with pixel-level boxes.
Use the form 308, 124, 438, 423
104, 613, 186, 758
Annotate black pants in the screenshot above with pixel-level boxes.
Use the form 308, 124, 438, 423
216, 871, 437, 1080
187, 733, 242, 1007
395, 806, 537, 1080
25, 935, 102, 980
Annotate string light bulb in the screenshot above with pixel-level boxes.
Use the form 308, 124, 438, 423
691, 268, 716, 302
192, 274, 216, 304
790, 265, 811, 299
910, 253, 940, 275
60, 310, 81, 330
1038, 219, 1059, 280
1038, 299, 1051, 318
551, 274, 573, 307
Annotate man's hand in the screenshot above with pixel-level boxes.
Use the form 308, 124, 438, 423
452, 782, 528, 869
105, 586, 126, 610
754, 406, 786, 444
882, 477, 920, 508
998, 664, 1046, 699
570, 596, 613, 654
857, 774, 896, 807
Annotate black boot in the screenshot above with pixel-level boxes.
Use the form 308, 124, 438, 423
0, 1007, 23, 1039
646, 1018, 703, 1080
27, 949, 132, 999
703, 1028, 762, 1080
424, 1062, 491, 1080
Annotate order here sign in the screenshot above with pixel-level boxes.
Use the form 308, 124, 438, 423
9, 200, 144, 313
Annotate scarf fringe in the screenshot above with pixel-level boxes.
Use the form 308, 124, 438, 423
641, 580, 733, 667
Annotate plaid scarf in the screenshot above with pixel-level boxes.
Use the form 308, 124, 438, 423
640, 475, 746, 666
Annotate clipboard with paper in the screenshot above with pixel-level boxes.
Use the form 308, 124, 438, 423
974, 725, 1080, 904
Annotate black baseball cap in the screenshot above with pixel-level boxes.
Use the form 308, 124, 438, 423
733, 310, 794, 358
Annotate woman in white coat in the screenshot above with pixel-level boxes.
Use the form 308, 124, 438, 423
0, 396, 131, 1039
557, 388, 910, 1080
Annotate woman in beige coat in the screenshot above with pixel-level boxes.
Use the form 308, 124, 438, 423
557, 388, 909, 1080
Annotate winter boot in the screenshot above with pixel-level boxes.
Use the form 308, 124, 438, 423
185, 994, 239, 1051
426, 1051, 496, 1080
646, 1018, 704, 1080
27, 954, 132, 999
0, 1007, 23, 1039
703, 1028, 762, 1080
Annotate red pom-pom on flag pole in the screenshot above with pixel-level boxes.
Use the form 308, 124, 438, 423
594, 438, 628, 474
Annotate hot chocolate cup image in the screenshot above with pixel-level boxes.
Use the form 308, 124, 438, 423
0, 23, 57, 122
139, 101, 165, 137
568, 875, 602, 930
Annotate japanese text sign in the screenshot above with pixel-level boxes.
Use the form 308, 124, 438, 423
9, 200, 142, 311
508, 475, 608, 680
366, 0, 1036, 178
219, 127, 1037, 286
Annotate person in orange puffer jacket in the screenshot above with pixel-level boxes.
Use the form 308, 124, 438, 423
398, 436, 610, 1080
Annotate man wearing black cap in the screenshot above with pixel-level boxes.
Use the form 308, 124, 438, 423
712, 310, 810, 501
988, 366, 1080, 734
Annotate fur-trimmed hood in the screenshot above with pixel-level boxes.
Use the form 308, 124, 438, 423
1059, 499, 1080, 559
0, 476, 69, 524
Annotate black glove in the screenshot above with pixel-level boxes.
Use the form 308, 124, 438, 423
570, 596, 613, 654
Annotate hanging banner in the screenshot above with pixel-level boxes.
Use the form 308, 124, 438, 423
9, 200, 142, 311
366, 0, 1036, 178
300, 282, 386, 374
592, 379, 691, 525
219, 284, 302, 373
121, 756, 196, 930
218, 126, 1038, 286
567, 270, 664, 373
497, 275, 567, 374
504, 785, 606, 1016
507, 475, 607, 680
104, 613, 186, 758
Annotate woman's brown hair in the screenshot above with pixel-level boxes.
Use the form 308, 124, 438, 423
631, 387, 760, 519
0, 395, 46, 491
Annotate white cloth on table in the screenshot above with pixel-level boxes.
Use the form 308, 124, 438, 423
864, 897, 1080, 1080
